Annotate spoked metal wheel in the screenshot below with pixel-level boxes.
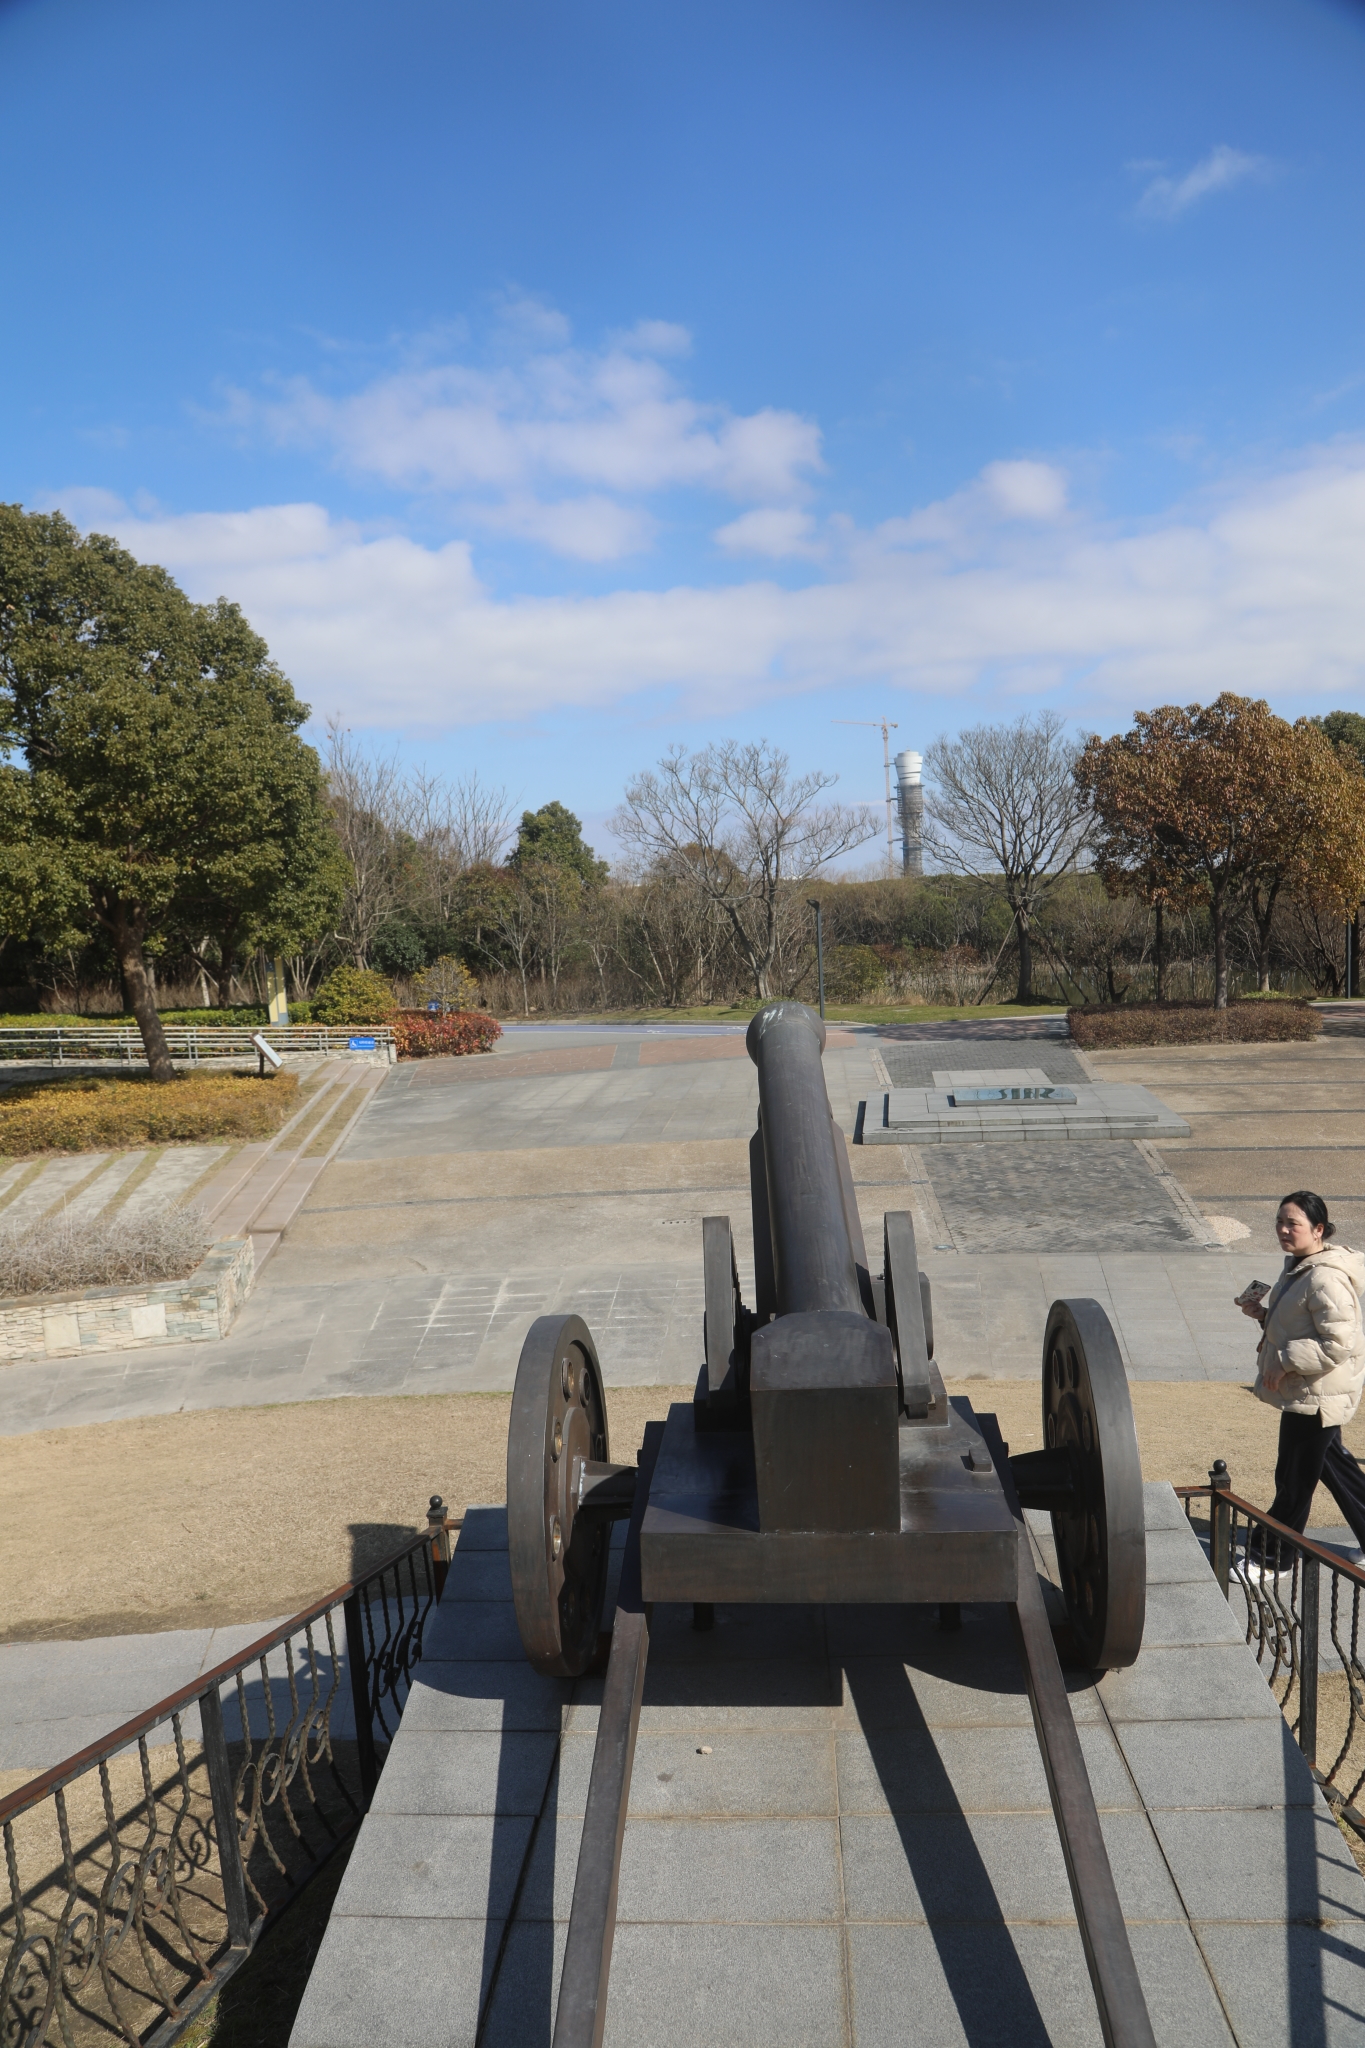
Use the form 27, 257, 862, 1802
508, 1314, 613, 1677
1042, 1299, 1146, 1670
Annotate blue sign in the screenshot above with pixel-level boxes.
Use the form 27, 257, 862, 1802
348, 1036, 377, 1050
427, 1001, 440, 1012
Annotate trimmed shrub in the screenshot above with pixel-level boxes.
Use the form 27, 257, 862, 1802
0, 1200, 212, 1295
311, 967, 398, 1027
1067, 1001, 1320, 1049
391, 1010, 502, 1058
0, 1071, 300, 1154
157, 1006, 269, 1026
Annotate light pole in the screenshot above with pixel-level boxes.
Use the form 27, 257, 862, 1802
834, 716, 899, 869
808, 898, 825, 1018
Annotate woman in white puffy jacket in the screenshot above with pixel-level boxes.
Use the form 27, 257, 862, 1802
1239, 1190, 1365, 1546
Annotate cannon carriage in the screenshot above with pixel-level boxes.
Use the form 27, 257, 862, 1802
507, 1002, 1155, 2048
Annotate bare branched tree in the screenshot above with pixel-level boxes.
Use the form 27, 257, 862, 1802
324, 723, 512, 966
612, 741, 877, 999
408, 766, 514, 930
324, 722, 413, 966
924, 712, 1089, 1003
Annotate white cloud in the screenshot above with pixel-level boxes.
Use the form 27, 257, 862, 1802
221, 319, 822, 561
980, 460, 1068, 521
479, 494, 654, 562
1136, 145, 1275, 220
62, 444, 1365, 731
714, 507, 821, 558
617, 319, 692, 357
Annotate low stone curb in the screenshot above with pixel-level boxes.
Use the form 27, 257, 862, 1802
0, 1235, 254, 1362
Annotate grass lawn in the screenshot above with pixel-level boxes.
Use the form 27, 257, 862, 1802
0, 1008, 269, 1029
176, 1843, 355, 2048
1, 1377, 1330, 1645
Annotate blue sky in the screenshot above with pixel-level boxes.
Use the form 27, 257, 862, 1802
3, 0, 1365, 856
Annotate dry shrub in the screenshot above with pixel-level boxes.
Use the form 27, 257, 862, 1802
1068, 1000, 1320, 1049
0, 1070, 299, 1155
391, 1010, 502, 1058
0, 1201, 212, 1296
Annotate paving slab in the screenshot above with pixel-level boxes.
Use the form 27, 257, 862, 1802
289, 1481, 1365, 2048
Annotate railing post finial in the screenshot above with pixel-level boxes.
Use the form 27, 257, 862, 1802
1208, 1457, 1232, 1597
428, 1494, 452, 1565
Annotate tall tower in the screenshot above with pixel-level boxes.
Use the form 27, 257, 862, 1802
895, 751, 924, 875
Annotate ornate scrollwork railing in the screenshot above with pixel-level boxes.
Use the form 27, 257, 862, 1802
1, 1497, 452, 2047
1180, 1466, 1365, 1839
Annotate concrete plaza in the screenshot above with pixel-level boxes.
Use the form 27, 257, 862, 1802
0, 1013, 1298, 1435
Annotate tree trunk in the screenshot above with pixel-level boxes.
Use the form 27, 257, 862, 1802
1154, 901, 1166, 1002
1212, 896, 1229, 1009
1253, 882, 1281, 991
116, 923, 177, 1080
1015, 914, 1034, 1004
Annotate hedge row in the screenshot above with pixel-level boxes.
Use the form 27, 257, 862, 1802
1067, 1001, 1320, 1049
391, 1011, 502, 1059
0, 1071, 300, 1155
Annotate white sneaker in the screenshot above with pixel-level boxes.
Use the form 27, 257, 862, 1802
1241, 1557, 1295, 1589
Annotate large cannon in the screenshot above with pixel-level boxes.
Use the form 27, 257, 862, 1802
508, 1002, 1152, 2048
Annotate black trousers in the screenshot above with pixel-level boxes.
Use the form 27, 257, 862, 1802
1266, 1410, 1365, 1551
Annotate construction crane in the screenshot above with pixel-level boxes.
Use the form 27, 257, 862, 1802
834, 716, 898, 869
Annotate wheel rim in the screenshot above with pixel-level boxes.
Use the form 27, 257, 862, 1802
1042, 1298, 1145, 1670
508, 1314, 612, 1676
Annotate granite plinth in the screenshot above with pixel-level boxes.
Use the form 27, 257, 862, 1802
864, 1065, 1191, 1145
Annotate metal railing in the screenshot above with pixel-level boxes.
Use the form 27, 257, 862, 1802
0, 1497, 453, 2047
0, 1026, 394, 1066
1179, 1462, 1365, 1841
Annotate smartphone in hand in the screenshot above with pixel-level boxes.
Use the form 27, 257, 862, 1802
1234, 1280, 1271, 1309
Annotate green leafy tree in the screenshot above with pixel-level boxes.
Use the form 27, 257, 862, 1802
370, 919, 427, 980
509, 801, 608, 885
1319, 711, 1365, 771
0, 505, 347, 1076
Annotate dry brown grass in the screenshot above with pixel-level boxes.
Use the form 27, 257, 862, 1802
0, 1377, 1339, 1644
0, 1200, 211, 1295
0, 1071, 299, 1155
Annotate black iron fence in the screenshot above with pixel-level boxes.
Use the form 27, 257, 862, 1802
1179, 1462, 1365, 1843
1, 1497, 453, 2047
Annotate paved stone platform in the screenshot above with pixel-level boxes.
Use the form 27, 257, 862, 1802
290, 1484, 1365, 2048
869, 1072, 1191, 1146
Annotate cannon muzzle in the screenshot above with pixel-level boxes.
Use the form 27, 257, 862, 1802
746, 1001, 863, 1319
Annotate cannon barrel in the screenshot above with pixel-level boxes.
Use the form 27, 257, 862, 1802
746, 1002, 862, 1319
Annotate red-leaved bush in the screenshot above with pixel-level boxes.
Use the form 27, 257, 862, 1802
392, 1010, 502, 1058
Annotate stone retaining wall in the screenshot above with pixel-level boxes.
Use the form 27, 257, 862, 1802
0, 1237, 254, 1361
